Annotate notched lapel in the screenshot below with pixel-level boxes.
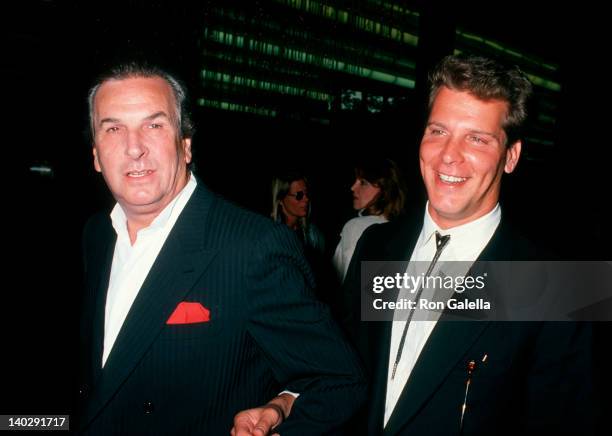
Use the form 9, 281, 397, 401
384, 321, 489, 435
81, 186, 219, 430
86, 220, 116, 387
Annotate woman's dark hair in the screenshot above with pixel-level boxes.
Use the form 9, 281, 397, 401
355, 158, 407, 219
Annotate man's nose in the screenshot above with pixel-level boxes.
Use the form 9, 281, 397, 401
440, 136, 463, 165
126, 130, 147, 159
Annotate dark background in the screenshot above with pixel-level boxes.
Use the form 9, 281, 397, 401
2, 0, 609, 430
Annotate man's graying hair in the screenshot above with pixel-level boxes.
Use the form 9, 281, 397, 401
87, 62, 195, 141
428, 54, 533, 146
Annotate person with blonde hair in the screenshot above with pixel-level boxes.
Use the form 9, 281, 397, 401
271, 171, 325, 254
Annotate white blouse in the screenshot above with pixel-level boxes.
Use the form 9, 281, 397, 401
332, 214, 387, 282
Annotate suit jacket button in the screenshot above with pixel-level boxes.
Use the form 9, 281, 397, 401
143, 401, 154, 414
79, 384, 88, 399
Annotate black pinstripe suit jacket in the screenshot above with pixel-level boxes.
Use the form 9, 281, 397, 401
78, 181, 366, 435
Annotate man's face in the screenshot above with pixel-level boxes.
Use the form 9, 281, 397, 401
92, 77, 192, 220
419, 87, 521, 229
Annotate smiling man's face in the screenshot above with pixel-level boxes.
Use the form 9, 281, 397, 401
419, 86, 521, 229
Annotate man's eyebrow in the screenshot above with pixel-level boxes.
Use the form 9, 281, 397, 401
144, 111, 170, 121
469, 129, 502, 142
99, 117, 121, 126
98, 112, 170, 126
426, 122, 503, 143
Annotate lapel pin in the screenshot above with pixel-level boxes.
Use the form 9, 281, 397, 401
460, 353, 488, 433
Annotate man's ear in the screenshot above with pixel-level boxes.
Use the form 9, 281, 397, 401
182, 138, 192, 164
93, 146, 102, 173
504, 140, 522, 174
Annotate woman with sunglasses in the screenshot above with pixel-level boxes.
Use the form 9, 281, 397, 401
271, 172, 325, 255
333, 158, 407, 282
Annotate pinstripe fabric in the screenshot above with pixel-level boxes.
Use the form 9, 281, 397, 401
78, 181, 366, 435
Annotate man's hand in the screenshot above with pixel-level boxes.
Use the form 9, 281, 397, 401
231, 393, 295, 436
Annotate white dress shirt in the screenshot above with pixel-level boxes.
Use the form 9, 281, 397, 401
333, 213, 387, 281
102, 174, 197, 367
383, 202, 501, 425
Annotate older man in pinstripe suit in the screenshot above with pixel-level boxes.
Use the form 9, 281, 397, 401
78, 61, 365, 435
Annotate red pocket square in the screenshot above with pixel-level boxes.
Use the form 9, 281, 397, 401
166, 302, 211, 325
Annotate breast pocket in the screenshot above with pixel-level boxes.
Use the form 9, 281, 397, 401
157, 303, 223, 341
451, 352, 518, 413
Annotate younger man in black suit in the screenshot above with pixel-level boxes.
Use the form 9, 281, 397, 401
342, 55, 594, 435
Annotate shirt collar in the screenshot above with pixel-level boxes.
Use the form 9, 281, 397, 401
110, 172, 198, 240
418, 202, 501, 260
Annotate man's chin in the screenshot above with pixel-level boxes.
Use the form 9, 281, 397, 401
119, 196, 164, 212
428, 201, 470, 224
428, 196, 465, 215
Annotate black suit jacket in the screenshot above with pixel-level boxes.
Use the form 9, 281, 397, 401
78, 182, 366, 435
342, 211, 594, 435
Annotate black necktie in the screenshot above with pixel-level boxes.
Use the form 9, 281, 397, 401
391, 231, 451, 380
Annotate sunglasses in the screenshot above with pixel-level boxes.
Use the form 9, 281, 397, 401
287, 191, 309, 201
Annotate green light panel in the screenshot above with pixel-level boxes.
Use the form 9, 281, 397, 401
198, 1, 420, 119
274, 0, 419, 46
201, 69, 333, 101
197, 98, 278, 117
204, 29, 415, 88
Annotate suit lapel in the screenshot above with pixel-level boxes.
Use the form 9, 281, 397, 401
365, 214, 421, 433
382, 218, 518, 435
367, 320, 393, 434
383, 321, 488, 435
82, 185, 219, 428
90, 225, 116, 387
79, 214, 116, 402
